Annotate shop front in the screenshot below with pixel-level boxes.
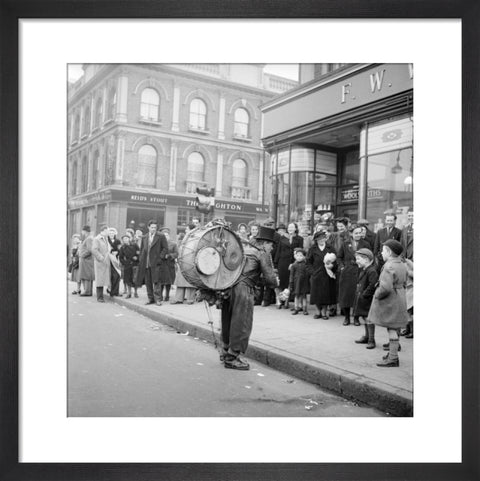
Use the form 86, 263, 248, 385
68, 188, 269, 239
261, 64, 414, 233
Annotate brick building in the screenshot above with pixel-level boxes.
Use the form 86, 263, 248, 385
67, 63, 297, 238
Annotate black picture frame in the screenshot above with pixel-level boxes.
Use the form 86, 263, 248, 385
1, 1, 479, 480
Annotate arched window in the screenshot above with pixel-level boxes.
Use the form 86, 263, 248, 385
187, 152, 205, 182
234, 108, 250, 138
189, 98, 207, 130
82, 105, 91, 136
94, 97, 103, 129
137, 144, 157, 187
106, 88, 116, 120
232, 158, 248, 186
91, 150, 99, 191
71, 161, 78, 195
81, 156, 88, 192
74, 113, 80, 141
140, 88, 160, 121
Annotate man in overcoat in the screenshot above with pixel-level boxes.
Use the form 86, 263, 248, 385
221, 226, 279, 370
373, 213, 402, 271
368, 239, 409, 367
136, 219, 169, 306
78, 225, 95, 296
92, 224, 111, 303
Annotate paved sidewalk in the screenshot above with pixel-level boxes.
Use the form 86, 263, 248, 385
87, 283, 413, 416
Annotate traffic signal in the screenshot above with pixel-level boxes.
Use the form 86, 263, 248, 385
195, 187, 215, 214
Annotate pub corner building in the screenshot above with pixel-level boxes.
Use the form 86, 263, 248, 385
261, 63, 413, 235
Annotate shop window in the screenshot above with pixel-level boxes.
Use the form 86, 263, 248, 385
189, 98, 207, 130
137, 144, 157, 188
367, 147, 413, 229
234, 108, 249, 138
140, 88, 160, 122
81, 156, 88, 193
106, 87, 117, 121
93, 97, 103, 129
340, 149, 360, 184
97, 204, 106, 227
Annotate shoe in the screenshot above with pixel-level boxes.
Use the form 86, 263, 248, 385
224, 356, 250, 370
186, 301, 194, 305
366, 340, 376, 349
353, 317, 361, 326
145, 300, 155, 305
126, 294, 131, 299
343, 318, 351, 326
106, 288, 111, 295
304, 311, 310, 316
355, 336, 368, 344
383, 343, 401, 351
156, 300, 163, 306
165, 297, 169, 302
328, 308, 337, 317
134, 292, 139, 298
291, 309, 299, 315
97, 298, 105, 303
376, 355, 399, 367
405, 332, 413, 339
219, 348, 229, 363
80, 293, 92, 297
313, 314, 321, 319
322, 316, 329, 320
71, 290, 79, 295
262, 302, 271, 307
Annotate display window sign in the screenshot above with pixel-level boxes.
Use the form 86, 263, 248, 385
339, 185, 384, 203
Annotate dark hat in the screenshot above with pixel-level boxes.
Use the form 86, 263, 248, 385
355, 248, 374, 261
294, 247, 306, 256
356, 218, 369, 226
313, 230, 328, 241
256, 226, 276, 242
263, 217, 275, 227
82, 225, 91, 232
383, 239, 403, 256
276, 223, 287, 231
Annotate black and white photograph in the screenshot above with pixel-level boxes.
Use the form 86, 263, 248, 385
9, 14, 473, 477
66, 62, 414, 418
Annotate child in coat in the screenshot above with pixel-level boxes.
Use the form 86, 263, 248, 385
368, 240, 409, 367
353, 248, 379, 349
289, 248, 309, 315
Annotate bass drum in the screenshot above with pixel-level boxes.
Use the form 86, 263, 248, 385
178, 225, 245, 290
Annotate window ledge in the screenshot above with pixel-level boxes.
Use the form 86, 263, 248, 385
233, 134, 252, 143
92, 127, 100, 133
104, 118, 115, 126
188, 126, 210, 135
81, 134, 88, 140
139, 117, 162, 127
71, 139, 78, 146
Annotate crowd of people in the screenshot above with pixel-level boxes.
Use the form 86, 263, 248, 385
68, 210, 414, 369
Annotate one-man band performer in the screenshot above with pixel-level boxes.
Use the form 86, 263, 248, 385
220, 226, 279, 370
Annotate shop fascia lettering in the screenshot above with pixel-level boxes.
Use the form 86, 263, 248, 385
341, 64, 414, 104
341, 186, 382, 202
130, 194, 167, 204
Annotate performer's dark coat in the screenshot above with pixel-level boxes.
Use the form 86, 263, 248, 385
221, 243, 278, 355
